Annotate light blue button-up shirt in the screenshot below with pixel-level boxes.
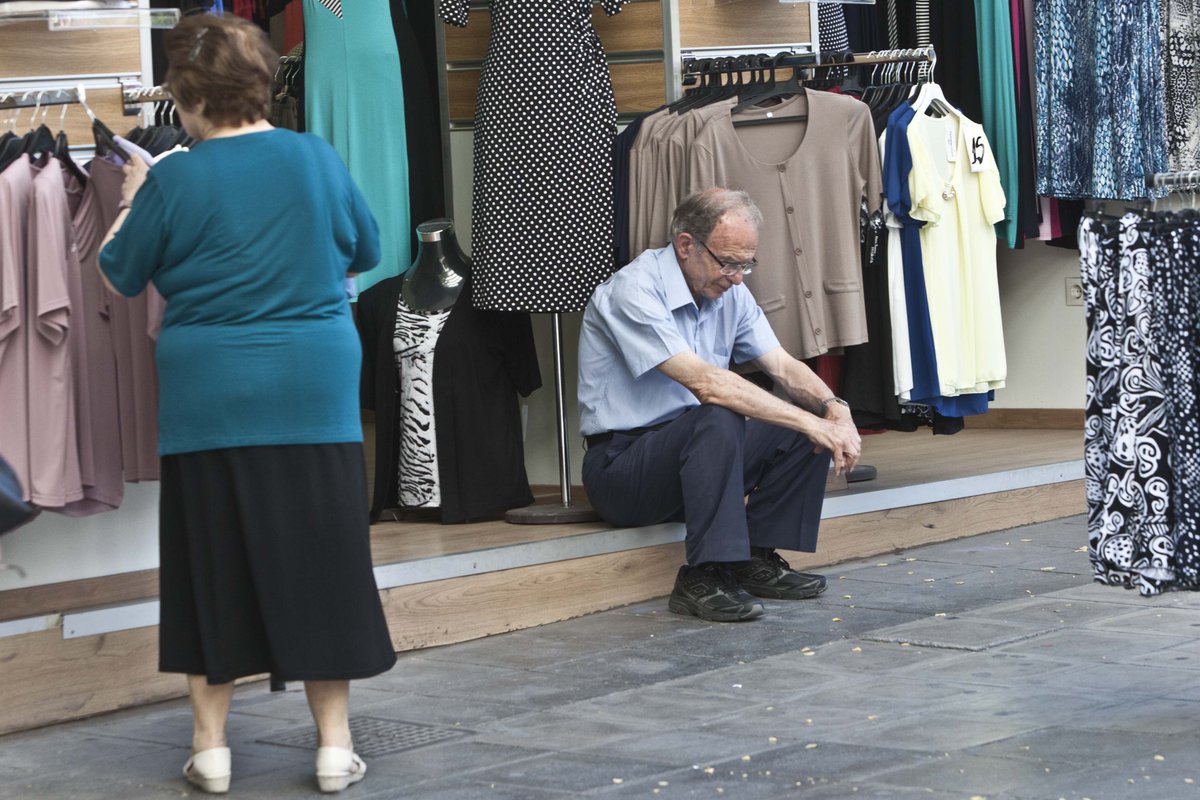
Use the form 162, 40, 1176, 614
578, 245, 781, 436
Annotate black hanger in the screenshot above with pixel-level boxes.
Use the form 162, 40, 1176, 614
90, 109, 130, 162
730, 51, 818, 116
0, 132, 23, 172
52, 127, 89, 186
671, 58, 729, 114
21, 123, 56, 157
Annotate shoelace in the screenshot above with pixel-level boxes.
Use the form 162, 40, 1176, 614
698, 563, 743, 591
754, 548, 793, 574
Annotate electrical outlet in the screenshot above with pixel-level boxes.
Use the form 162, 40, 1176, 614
1065, 277, 1084, 306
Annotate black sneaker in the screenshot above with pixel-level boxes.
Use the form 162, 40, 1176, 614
731, 548, 826, 600
668, 564, 764, 622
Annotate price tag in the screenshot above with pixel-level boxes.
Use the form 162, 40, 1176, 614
945, 125, 958, 162
968, 133, 988, 173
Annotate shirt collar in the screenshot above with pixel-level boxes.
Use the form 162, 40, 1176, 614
657, 244, 717, 313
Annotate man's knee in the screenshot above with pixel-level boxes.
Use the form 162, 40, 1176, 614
691, 404, 746, 434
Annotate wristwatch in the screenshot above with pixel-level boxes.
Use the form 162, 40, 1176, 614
821, 396, 850, 414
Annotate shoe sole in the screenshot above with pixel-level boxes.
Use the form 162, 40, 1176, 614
317, 772, 365, 793
185, 774, 231, 794
668, 595, 764, 621
742, 583, 827, 600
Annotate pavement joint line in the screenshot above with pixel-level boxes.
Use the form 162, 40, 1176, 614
860, 627, 1060, 652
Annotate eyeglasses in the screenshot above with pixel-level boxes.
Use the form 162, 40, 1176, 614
696, 238, 756, 276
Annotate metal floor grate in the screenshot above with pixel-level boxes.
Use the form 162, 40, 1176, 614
259, 717, 471, 758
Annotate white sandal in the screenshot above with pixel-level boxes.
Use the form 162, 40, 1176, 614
182, 746, 231, 794
315, 746, 367, 793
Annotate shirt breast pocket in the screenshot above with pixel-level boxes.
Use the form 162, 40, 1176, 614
706, 346, 732, 369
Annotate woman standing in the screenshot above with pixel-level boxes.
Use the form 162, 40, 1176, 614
99, 14, 396, 794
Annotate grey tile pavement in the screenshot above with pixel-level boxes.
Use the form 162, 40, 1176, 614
8, 514, 1200, 799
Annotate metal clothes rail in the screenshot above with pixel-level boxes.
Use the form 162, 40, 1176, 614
0, 7, 178, 30
681, 45, 936, 88
1148, 171, 1200, 193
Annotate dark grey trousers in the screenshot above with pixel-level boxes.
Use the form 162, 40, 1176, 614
582, 405, 831, 565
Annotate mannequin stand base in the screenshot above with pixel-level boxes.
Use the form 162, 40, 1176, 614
506, 503, 601, 525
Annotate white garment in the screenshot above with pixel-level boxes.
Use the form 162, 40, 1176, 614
906, 112, 1007, 397
879, 129, 913, 402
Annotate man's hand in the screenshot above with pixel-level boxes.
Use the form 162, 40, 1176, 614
806, 415, 861, 475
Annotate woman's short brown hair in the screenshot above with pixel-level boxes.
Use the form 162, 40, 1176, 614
165, 13, 277, 128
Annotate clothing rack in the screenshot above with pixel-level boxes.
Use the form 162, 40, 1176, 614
681, 45, 936, 85
1148, 171, 1200, 193
0, 7, 178, 30
0, 86, 86, 110
122, 85, 169, 105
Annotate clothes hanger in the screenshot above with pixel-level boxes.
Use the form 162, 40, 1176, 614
0, 96, 31, 170
735, 54, 773, 103
21, 92, 57, 159
77, 85, 130, 162
730, 51, 816, 118
836, 52, 866, 95
669, 58, 719, 114
51, 99, 89, 185
0, 95, 24, 171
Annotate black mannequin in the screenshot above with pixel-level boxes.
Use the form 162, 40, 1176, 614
401, 219, 468, 313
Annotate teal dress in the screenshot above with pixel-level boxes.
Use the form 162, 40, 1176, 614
304, 0, 410, 294
974, 0, 1019, 248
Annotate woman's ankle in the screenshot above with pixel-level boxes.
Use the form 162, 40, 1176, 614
192, 734, 228, 753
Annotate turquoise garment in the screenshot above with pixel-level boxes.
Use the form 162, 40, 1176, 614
99, 130, 381, 455
304, 0, 410, 294
974, 0, 1020, 247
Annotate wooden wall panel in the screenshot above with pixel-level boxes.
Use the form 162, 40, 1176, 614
441, 11, 489, 62
0, 569, 157, 624
444, 1, 664, 63
448, 61, 664, 121
0, 626, 185, 737
446, 70, 480, 121
0, 23, 140, 79
965, 408, 1086, 430
611, 61, 667, 113
595, 1, 664, 52
678, 0, 812, 49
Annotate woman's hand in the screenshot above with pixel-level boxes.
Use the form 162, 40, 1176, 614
120, 154, 151, 206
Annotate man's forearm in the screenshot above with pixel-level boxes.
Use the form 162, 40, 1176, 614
755, 350, 836, 414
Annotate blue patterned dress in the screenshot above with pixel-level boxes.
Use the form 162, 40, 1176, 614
1034, 0, 1168, 199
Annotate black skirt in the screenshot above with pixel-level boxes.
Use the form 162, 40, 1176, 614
158, 443, 397, 684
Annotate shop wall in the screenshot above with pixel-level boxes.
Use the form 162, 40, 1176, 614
991, 246, 1086, 409
0, 486, 159, 591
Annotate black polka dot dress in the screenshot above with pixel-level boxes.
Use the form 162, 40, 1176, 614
440, 0, 627, 312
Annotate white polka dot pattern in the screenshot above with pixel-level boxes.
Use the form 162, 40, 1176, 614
440, 0, 627, 312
